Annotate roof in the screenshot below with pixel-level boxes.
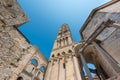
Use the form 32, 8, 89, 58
80, 0, 119, 39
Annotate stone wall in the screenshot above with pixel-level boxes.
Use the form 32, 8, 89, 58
0, 0, 48, 80
19, 47, 48, 80
0, 0, 29, 27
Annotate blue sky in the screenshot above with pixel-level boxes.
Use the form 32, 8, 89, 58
18, 0, 110, 59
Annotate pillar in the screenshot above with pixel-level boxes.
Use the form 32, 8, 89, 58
71, 55, 77, 80
80, 53, 93, 80
49, 60, 54, 80
57, 58, 60, 80
64, 55, 66, 80
44, 60, 54, 80
72, 55, 83, 80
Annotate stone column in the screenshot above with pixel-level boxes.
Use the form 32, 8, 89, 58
44, 60, 54, 80
71, 55, 77, 80
64, 55, 66, 80
57, 58, 60, 80
49, 60, 54, 80
31, 67, 37, 80
80, 53, 93, 80
72, 55, 83, 80
44, 61, 50, 80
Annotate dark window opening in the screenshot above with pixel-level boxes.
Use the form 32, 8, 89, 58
17, 77, 23, 80
63, 63, 66, 69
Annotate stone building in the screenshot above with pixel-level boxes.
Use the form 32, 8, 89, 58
0, 0, 120, 80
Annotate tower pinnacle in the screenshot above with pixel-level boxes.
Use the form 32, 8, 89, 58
53, 24, 74, 50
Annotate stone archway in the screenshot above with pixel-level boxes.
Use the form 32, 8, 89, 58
73, 43, 109, 80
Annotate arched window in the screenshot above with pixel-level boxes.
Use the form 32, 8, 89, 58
68, 50, 72, 53
63, 38, 65, 46
62, 52, 65, 55
31, 58, 38, 67
57, 53, 60, 56
17, 76, 23, 80
66, 37, 68, 45
40, 66, 45, 72
60, 39, 62, 47
52, 54, 55, 58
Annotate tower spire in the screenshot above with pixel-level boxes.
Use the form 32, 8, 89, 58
53, 24, 74, 50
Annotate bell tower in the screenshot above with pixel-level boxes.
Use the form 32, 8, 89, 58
44, 24, 82, 80
52, 23, 74, 50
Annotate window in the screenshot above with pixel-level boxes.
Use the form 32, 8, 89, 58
31, 58, 38, 67
57, 53, 60, 56
63, 63, 65, 69
68, 50, 72, 53
52, 54, 55, 58
63, 38, 65, 46
40, 66, 45, 72
17, 77, 23, 80
66, 37, 68, 45
59, 39, 62, 47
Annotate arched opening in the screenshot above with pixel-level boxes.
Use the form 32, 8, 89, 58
63, 38, 65, 46
66, 37, 68, 45
17, 76, 23, 80
40, 66, 45, 72
59, 39, 62, 47
57, 53, 60, 56
52, 54, 55, 58
68, 50, 72, 53
62, 52, 65, 55
82, 63, 99, 79
31, 58, 38, 67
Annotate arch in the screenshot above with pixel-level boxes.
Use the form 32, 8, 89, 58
62, 52, 65, 55
31, 55, 41, 66
51, 54, 55, 58
68, 50, 72, 53
17, 76, 23, 80
57, 53, 60, 56
73, 43, 83, 53
82, 63, 97, 79
31, 58, 38, 67
40, 66, 45, 72
63, 38, 65, 46
59, 39, 62, 47
66, 37, 69, 45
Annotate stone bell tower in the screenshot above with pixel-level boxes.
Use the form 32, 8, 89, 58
44, 24, 82, 80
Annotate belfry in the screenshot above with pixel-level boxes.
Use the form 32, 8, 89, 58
44, 24, 82, 80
